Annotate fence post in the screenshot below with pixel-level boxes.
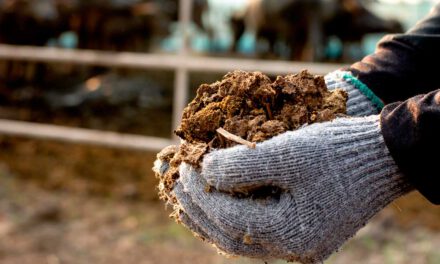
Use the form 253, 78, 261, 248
172, 0, 193, 140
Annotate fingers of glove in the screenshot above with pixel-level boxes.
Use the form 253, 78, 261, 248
179, 163, 297, 242
201, 128, 326, 192
173, 182, 270, 258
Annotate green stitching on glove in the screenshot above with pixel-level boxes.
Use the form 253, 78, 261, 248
342, 73, 385, 111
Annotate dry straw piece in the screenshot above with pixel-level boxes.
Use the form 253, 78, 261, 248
216, 128, 256, 149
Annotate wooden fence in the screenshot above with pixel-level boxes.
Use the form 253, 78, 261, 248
0, 0, 346, 152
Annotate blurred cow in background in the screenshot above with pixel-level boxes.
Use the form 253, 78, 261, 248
64, 0, 208, 52
231, 0, 403, 61
65, 0, 171, 52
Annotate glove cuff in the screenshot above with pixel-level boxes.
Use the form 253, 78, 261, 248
325, 70, 382, 116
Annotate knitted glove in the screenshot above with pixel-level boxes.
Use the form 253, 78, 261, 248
325, 70, 383, 116
170, 115, 412, 264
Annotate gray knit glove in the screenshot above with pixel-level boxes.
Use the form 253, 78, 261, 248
325, 70, 381, 116
170, 115, 412, 264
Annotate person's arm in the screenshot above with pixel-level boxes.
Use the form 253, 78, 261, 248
323, 3, 440, 204
381, 89, 440, 204
348, 3, 440, 104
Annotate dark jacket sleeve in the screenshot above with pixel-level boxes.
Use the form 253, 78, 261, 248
381, 90, 440, 205
347, 4, 440, 204
348, 3, 440, 104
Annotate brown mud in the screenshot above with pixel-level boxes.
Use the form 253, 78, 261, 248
154, 69, 347, 206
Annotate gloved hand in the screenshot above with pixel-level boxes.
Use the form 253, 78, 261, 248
159, 115, 412, 263
325, 70, 383, 116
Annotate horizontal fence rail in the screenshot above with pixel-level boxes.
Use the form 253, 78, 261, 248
0, 119, 173, 151
0, 44, 346, 75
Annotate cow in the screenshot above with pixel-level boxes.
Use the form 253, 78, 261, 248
231, 0, 404, 62
68, 0, 208, 52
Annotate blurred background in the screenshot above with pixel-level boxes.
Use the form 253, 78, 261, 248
0, 0, 439, 263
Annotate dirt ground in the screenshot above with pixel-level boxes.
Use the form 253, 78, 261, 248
0, 137, 439, 264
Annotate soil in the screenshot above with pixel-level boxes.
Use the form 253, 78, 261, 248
154, 69, 348, 215
176, 70, 347, 146
0, 135, 160, 201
